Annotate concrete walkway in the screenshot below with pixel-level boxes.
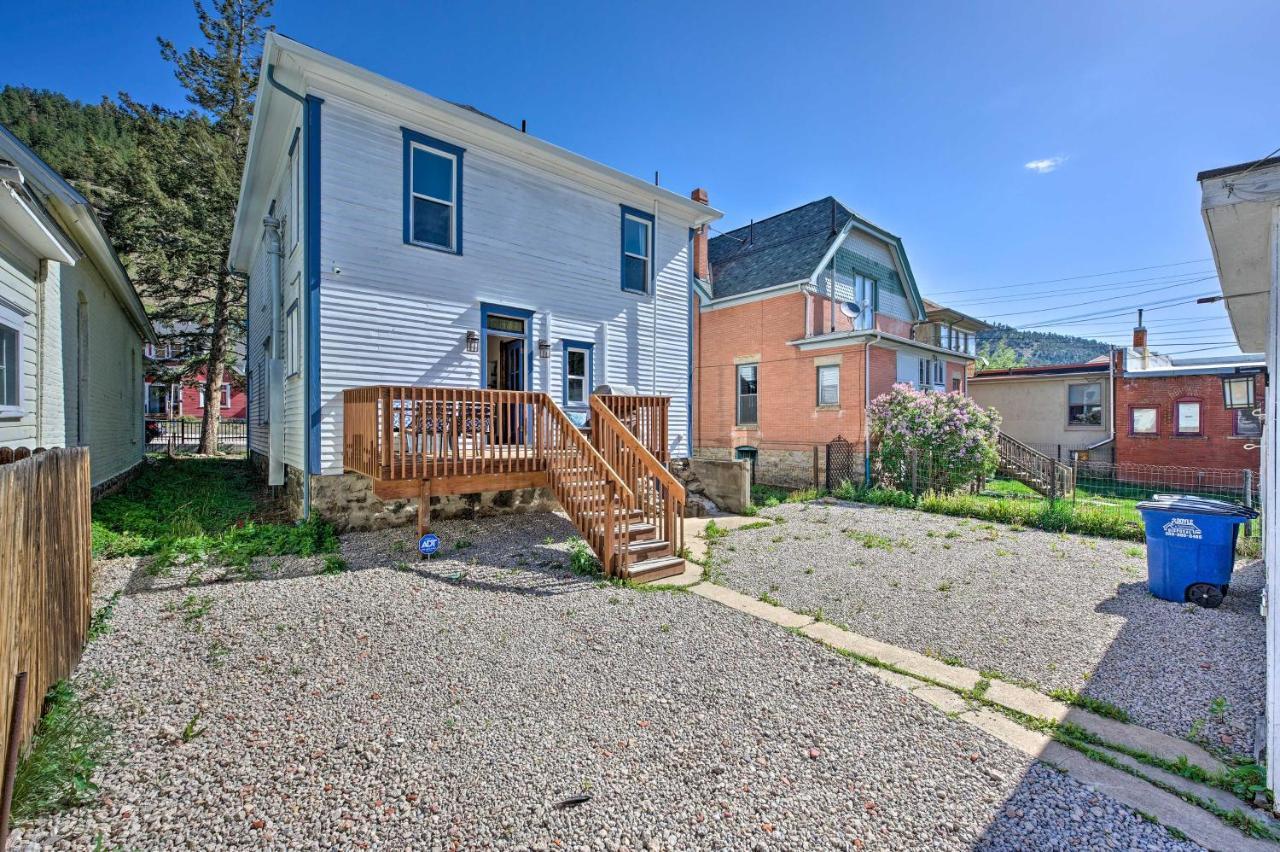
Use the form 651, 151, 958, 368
680, 516, 1279, 851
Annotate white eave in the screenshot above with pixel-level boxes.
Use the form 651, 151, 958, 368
1198, 159, 1280, 352
787, 328, 977, 360
230, 33, 722, 270
0, 175, 78, 264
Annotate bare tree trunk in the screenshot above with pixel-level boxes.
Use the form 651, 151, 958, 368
198, 272, 233, 454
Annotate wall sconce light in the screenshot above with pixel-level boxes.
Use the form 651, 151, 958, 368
1222, 371, 1258, 410
538, 339, 551, 359
465, 330, 479, 354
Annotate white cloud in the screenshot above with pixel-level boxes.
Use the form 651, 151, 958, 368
1024, 156, 1067, 174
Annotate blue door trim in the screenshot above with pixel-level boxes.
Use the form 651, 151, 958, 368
560, 339, 594, 408
305, 95, 324, 484
479, 303, 535, 390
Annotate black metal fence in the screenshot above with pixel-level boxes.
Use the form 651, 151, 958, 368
146, 418, 247, 453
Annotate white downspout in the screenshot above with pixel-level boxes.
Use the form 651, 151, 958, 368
263, 216, 286, 488
1266, 202, 1280, 798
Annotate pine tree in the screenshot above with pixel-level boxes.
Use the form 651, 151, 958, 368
150, 0, 273, 453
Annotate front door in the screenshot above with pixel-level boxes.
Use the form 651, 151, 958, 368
494, 338, 524, 440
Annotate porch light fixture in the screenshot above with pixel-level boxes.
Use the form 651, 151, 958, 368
1222, 371, 1259, 410
538, 339, 551, 359
465, 330, 479, 354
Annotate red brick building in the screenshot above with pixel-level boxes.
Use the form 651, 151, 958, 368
693, 197, 983, 487
1114, 347, 1263, 474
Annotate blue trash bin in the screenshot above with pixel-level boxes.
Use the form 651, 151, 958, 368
1136, 494, 1258, 608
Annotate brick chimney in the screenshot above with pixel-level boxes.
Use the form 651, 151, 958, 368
1133, 309, 1148, 369
690, 187, 710, 282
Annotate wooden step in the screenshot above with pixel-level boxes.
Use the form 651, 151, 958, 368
622, 538, 670, 562
626, 555, 686, 584
617, 522, 657, 542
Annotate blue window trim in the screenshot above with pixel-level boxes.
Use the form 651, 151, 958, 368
619, 204, 655, 294
402, 127, 464, 255
560, 339, 594, 408
479, 303, 535, 391
305, 95, 323, 483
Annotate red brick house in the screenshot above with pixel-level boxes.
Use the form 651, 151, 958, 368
1114, 345, 1263, 474
692, 196, 986, 487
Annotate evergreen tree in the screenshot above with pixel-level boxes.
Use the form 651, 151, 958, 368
147, 0, 272, 453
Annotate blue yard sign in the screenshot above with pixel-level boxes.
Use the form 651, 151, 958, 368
418, 533, 441, 557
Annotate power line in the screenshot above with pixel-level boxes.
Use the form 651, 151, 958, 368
1016, 294, 1216, 330
927, 258, 1212, 297
969, 276, 1218, 320
942, 271, 1216, 308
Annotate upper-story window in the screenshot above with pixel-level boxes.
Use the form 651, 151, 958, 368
854, 274, 876, 328
620, 206, 654, 294
736, 363, 758, 425
403, 128, 464, 254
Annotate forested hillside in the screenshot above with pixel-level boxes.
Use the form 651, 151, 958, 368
0, 86, 139, 205
978, 324, 1111, 367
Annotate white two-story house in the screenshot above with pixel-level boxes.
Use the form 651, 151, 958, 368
230, 35, 719, 577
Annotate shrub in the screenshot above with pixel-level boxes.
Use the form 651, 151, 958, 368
566, 537, 600, 575
869, 384, 999, 494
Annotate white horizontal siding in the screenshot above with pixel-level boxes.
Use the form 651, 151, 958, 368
312, 92, 694, 473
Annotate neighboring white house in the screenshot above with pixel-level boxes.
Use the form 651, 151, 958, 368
229, 34, 721, 522
1199, 154, 1280, 797
0, 123, 156, 491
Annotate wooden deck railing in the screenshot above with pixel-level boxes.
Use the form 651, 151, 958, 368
342, 386, 639, 575
595, 395, 670, 463
996, 431, 1074, 499
591, 396, 685, 555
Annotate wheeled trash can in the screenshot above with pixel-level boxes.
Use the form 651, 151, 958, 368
1135, 494, 1258, 608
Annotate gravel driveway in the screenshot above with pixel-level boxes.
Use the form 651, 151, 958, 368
711, 500, 1264, 757
16, 512, 1201, 850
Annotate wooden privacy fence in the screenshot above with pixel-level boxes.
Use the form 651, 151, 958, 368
0, 447, 93, 796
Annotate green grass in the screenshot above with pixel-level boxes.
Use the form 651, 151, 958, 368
11, 681, 110, 822
92, 458, 339, 570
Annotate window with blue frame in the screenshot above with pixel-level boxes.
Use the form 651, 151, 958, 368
620, 205, 654, 293
403, 128, 463, 253
562, 340, 594, 408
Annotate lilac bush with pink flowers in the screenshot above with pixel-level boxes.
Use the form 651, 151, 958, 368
869, 384, 1000, 494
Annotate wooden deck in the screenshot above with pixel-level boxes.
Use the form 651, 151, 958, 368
343, 386, 683, 580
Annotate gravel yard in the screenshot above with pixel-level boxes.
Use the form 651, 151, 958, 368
712, 500, 1264, 757
11, 512, 1203, 850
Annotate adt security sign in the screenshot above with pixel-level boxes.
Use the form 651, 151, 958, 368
418, 533, 441, 558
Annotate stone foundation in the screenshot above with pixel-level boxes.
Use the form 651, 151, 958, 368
694, 445, 867, 491
307, 471, 558, 532
91, 459, 145, 502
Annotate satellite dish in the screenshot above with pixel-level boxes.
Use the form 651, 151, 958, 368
839, 301, 861, 318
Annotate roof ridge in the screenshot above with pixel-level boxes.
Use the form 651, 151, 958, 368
714, 195, 843, 238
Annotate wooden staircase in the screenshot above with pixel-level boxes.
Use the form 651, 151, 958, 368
996, 431, 1074, 498
342, 386, 685, 582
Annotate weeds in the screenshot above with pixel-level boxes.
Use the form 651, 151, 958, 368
1047, 688, 1130, 722
846, 530, 895, 550
320, 555, 348, 576
738, 520, 774, 532
454, 539, 473, 551
87, 593, 121, 642
11, 681, 110, 821
92, 458, 339, 569
566, 537, 601, 575
180, 712, 206, 743
757, 591, 782, 606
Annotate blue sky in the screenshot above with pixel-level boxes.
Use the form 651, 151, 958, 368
4, 0, 1277, 356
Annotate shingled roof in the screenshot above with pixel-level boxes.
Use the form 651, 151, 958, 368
706, 196, 925, 317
